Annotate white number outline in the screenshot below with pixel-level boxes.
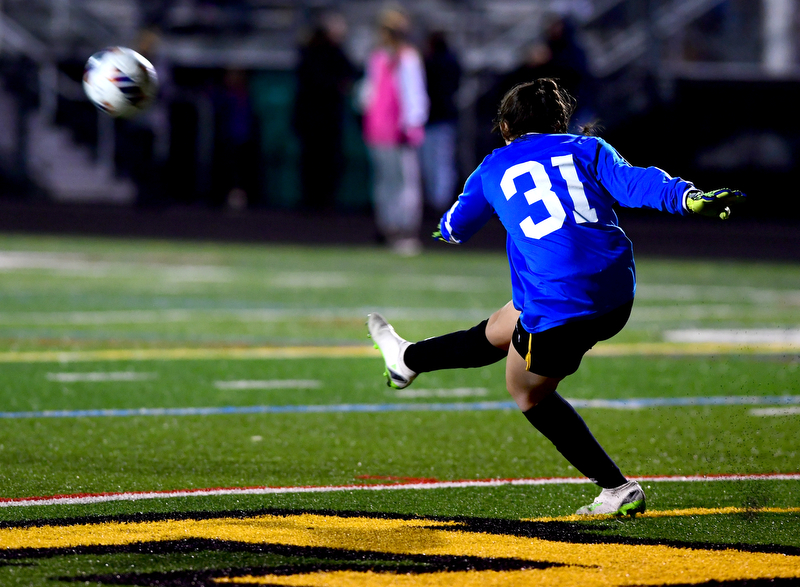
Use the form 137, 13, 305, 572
500, 155, 597, 239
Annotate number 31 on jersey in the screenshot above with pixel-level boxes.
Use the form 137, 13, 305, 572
500, 154, 598, 239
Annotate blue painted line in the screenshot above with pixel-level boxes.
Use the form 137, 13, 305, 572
0, 401, 520, 419
1, 395, 799, 419
570, 395, 800, 409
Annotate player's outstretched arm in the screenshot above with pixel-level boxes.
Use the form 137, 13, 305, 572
433, 168, 495, 245
685, 188, 747, 220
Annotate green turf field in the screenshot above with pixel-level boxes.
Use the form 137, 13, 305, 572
0, 233, 798, 586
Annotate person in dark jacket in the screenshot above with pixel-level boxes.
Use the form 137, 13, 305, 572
293, 13, 356, 213
421, 31, 462, 213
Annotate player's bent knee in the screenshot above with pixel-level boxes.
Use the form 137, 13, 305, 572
506, 346, 562, 410
526, 376, 561, 406
506, 379, 560, 411
486, 302, 519, 350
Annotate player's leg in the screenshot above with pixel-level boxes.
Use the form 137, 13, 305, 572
392, 146, 424, 255
368, 146, 404, 244
367, 302, 517, 389
405, 300, 518, 371
507, 306, 645, 516
507, 343, 627, 489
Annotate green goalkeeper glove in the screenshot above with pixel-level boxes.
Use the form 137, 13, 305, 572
685, 188, 746, 220
432, 229, 459, 244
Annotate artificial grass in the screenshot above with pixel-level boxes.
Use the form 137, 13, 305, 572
1, 234, 799, 585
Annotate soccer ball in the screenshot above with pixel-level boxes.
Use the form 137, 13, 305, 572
82, 46, 158, 118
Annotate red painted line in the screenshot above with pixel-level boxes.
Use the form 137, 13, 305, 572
354, 475, 441, 483
2, 473, 799, 508
638, 472, 800, 482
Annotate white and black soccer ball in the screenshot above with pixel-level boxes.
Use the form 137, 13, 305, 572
82, 46, 158, 119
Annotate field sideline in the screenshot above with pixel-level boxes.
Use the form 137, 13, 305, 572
0, 234, 798, 586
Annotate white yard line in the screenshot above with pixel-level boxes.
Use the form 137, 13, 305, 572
665, 329, 800, 344
0, 251, 235, 282
267, 272, 352, 288
636, 284, 800, 304
4, 395, 799, 420
1, 304, 797, 327
2, 472, 798, 508
214, 380, 322, 390
751, 407, 800, 416
1, 252, 796, 301
0, 253, 495, 291
631, 305, 796, 321
0, 307, 497, 325
46, 372, 156, 382
392, 388, 490, 399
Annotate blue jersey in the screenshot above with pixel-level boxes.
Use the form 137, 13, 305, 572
439, 133, 694, 333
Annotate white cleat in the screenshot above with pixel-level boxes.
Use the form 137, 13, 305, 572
366, 313, 417, 389
576, 480, 646, 517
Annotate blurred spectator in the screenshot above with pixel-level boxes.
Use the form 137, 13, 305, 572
360, 7, 429, 255
421, 31, 462, 213
115, 27, 171, 208
495, 15, 595, 130
496, 43, 554, 104
211, 68, 259, 210
292, 12, 357, 214
544, 15, 595, 125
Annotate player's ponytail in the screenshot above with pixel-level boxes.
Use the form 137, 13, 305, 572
493, 78, 577, 140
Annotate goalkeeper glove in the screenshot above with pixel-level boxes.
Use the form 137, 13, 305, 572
685, 188, 746, 220
432, 229, 459, 245
432, 229, 445, 242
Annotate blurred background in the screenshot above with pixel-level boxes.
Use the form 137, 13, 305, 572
0, 0, 798, 257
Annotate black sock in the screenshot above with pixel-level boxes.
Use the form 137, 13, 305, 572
403, 319, 508, 374
523, 392, 627, 489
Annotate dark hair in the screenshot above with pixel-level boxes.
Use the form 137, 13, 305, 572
493, 78, 576, 140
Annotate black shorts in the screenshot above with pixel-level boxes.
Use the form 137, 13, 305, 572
512, 300, 634, 378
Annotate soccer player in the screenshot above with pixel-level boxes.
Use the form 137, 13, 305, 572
368, 78, 746, 517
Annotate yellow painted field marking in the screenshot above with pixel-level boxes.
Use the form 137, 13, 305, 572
0, 346, 380, 364
214, 570, 570, 586
2, 511, 799, 586
0, 341, 798, 364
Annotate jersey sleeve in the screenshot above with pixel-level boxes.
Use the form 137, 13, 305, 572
594, 138, 694, 215
438, 168, 495, 244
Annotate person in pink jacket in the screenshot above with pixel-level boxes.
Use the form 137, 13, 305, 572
361, 8, 429, 255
